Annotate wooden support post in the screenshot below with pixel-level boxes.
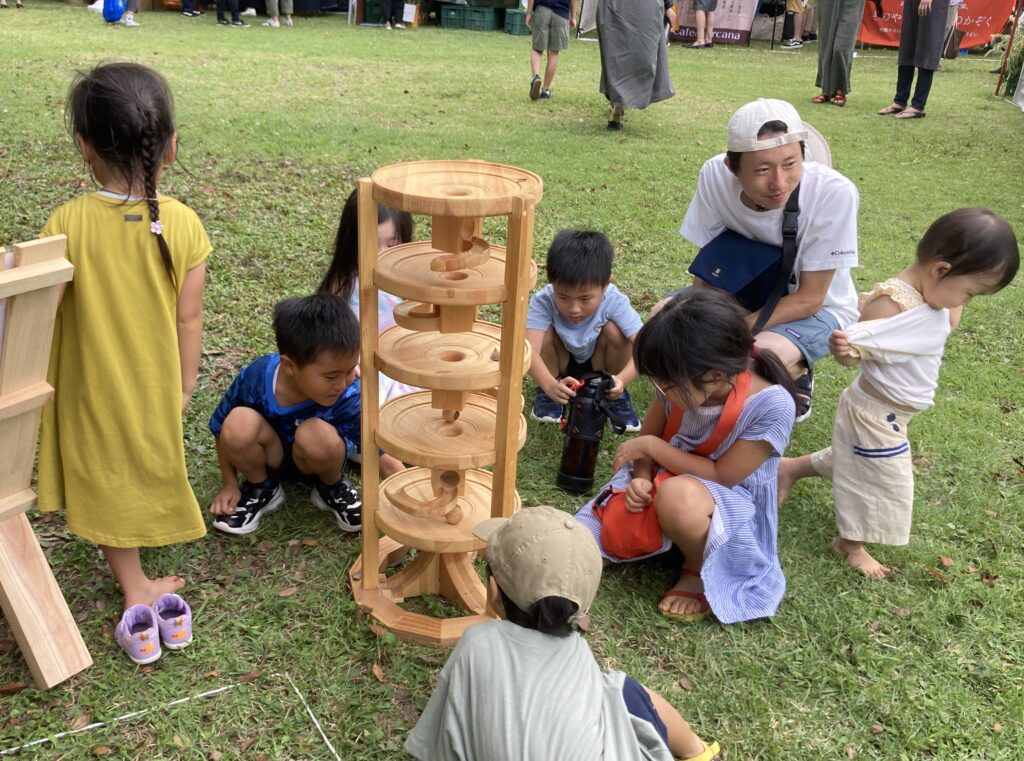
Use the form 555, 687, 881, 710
0, 235, 91, 689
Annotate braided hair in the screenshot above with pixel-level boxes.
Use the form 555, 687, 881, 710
66, 63, 178, 288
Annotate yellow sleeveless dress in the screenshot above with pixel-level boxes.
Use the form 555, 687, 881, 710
38, 193, 210, 547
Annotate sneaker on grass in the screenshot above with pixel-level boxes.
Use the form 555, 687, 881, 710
608, 390, 641, 432
212, 479, 284, 535
240, 6, 257, 14
781, 38, 803, 49
530, 388, 563, 423
529, 74, 542, 101
794, 367, 814, 423
312, 478, 362, 533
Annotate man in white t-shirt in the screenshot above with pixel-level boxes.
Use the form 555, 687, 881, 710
678, 98, 859, 421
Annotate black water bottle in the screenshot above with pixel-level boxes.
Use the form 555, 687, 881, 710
556, 372, 622, 493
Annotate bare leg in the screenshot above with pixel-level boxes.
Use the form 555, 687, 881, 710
539, 327, 571, 380
101, 546, 185, 610
753, 330, 806, 379
645, 686, 709, 758
654, 477, 714, 617
693, 10, 706, 45
777, 453, 819, 506
380, 453, 405, 478
213, 407, 284, 516
543, 51, 559, 90
293, 418, 348, 485
706, 10, 714, 41
830, 537, 891, 578
591, 321, 632, 394
531, 48, 543, 78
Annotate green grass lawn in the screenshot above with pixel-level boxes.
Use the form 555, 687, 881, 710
2, 4, 1023, 759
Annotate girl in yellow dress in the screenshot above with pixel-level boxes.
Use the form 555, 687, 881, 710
38, 63, 209, 660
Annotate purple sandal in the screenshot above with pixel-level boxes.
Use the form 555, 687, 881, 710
153, 593, 193, 650
115, 604, 162, 665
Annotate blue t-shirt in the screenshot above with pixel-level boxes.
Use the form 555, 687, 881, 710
535, 0, 572, 20
526, 283, 643, 364
209, 353, 361, 455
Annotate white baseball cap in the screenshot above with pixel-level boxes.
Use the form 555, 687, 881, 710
726, 98, 809, 153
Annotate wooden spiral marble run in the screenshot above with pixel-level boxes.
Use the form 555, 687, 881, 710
348, 160, 543, 647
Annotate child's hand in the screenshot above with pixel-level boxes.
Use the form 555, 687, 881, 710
666, 7, 677, 27
613, 436, 653, 472
546, 376, 578, 404
606, 374, 625, 400
210, 485, 241, 516
828, 330, 851, 358
625, 478, 654, 511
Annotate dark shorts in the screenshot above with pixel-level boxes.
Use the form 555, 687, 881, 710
694, 0, 718, 11
622, 676, 669, 744
559, 355, 595, 381
269, 436, 354, 485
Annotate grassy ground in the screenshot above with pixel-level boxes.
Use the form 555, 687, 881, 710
2, 4, 1023, 759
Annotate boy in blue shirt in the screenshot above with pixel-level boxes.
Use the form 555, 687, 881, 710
209, 294, 399, 535
526, 230, 643, 430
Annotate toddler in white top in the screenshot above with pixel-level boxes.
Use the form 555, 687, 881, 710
779, 208, 1019, 578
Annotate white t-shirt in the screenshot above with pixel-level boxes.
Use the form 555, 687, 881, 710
405, 620, 673, 761
527, 283, 643, 364
679, 156, 860, 327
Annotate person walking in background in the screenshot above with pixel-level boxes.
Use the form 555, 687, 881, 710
526, 0, 577, 100
380, 0, 405, 28
878, 0, 951, 118
263, 0, 293, 26
597, 0, 676, 130
690, 0, 717, 48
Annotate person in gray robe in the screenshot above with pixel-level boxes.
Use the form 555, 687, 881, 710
878, 0, 951, 118
597, 0, 676, 130
811, 0, 871, 105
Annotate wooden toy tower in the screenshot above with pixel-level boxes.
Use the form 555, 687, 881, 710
348, 160, 543, 647
0, 235, 92, 688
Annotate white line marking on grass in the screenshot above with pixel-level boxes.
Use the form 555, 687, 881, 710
0, 684, 239, 756
283, 671, 342, 761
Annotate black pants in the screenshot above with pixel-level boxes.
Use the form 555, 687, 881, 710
894, 65, 935, 111
380, 0, 401, 24
217, 0, 240, 22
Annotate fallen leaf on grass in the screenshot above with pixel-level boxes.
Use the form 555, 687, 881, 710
925, 567, 948, 584
71, 713, 92, 730
302, 539, 318, 548
205, 670, 221, 678
994, 722, 1004, 733
678, 675, 694, 691
984, 510, 998, 518
237, 670, 262, 684
172, 734, 189, 748
979, 572, 997, 588
870, 723, 884, 735
93, 746, 113, 756
938, 556, 953, 568
278, 586, 299, 598
369, 624, 387, 637
257, 540, 272, 553
372, 663, 385, 683
240, 737, 256, 753
846, 746, 856, 759
210, 751, 223, 760
890, 607, 911, 618
0, 682, 27, 695
967, 564, 979, 574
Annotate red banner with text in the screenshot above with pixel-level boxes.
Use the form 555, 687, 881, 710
857, 0, 1013, 49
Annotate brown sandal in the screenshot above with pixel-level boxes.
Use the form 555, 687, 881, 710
878, 104, 905, 115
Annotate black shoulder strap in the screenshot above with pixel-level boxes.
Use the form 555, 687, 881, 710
751, 185, 799, 336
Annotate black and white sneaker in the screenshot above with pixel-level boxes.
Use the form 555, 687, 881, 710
794, 368, 814, 423
311, 478, 362, 533
213, 479, 284, 535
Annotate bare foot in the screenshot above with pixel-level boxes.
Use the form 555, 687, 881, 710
777, 458, 797, 507
659, 569, 706, 617
123, 575, 186, 609
830, 537, 890, 578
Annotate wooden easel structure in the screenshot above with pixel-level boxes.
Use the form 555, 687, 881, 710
0, 235, 92, 688
349, 160, 543, 647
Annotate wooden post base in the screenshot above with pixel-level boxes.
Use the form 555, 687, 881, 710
349, 538, 492, 648
0, 513, 92, 688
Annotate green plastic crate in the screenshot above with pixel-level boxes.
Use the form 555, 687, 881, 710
505, 8, 529, 35
441, 3, 466, 28
365, 0, 382, 22
464, 5, 497, 30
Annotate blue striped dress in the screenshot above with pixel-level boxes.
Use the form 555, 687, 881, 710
575, 385, 795, 624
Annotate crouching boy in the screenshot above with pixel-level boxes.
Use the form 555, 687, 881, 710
405, 505, 721, 761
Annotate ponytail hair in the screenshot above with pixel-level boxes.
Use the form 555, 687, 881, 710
318, 187, 415, 301
66, 62, 178, 288
636, 287, 797, 411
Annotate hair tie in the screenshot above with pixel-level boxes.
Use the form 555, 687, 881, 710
751, 346, 761, 359
150, 220, 164, 235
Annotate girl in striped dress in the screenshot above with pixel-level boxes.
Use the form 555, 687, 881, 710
576, 288, 797, 623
